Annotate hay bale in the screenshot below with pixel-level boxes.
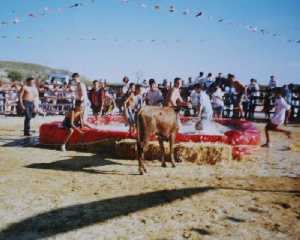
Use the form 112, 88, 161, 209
290, 143, 300, 152
115, 139, 137, 159
174, 142, 232, 165
115, 139, 163, 160
69, 138, 117, 153
115, 139, 232, 164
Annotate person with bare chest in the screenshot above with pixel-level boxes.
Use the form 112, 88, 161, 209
19, 77, 39, 136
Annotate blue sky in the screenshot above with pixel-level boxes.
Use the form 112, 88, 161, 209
0, 0, 299, 85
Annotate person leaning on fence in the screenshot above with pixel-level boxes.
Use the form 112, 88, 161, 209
19, 77, 39, 136
262, 87, 292, 148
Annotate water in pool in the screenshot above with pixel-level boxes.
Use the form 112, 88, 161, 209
90, 120, 230, 136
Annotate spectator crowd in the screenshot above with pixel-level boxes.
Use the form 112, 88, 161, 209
0, 72, 300, 123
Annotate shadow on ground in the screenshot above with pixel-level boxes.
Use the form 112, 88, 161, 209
0, 136, 39, 148
26, 155, 128, 175
0, 187, 213, 240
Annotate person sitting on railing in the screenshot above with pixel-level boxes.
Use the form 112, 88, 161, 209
61, 100, 91, 152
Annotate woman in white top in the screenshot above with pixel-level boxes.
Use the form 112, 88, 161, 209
211, 85, 224, 118
262, 88, 291, 148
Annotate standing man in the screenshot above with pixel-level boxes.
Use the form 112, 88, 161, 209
165, 78, 186, 129
89, 80, 105, 118
19, 77, 39, 136
72, 73, 89, 120
165, 78, 185, 108
228, 74, 246, 118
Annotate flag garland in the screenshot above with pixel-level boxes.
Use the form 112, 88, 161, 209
0, 0, 299, 45
0, 34, 206, 45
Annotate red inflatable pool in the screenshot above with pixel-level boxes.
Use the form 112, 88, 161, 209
39, 115, 260, 158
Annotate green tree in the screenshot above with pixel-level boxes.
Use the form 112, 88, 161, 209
7, 70, 23, 82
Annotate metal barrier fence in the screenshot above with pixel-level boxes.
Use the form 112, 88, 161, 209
1, 89, 300, 122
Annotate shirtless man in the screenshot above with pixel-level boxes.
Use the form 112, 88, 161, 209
228, 74, 245, 118
164, 78, 186, 129
123, 83, 137, 134
72, 73, 89, 121
165, 77, 185, 108
19, 77, 39, 136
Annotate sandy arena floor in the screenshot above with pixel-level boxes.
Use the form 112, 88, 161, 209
0, 116, 299, 240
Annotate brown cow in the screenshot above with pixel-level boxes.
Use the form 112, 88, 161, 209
136, 106, 178, 175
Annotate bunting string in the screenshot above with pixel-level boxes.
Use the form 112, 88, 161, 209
0, 0, 299, 45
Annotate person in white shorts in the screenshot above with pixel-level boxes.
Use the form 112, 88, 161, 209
262, 88, 292, 148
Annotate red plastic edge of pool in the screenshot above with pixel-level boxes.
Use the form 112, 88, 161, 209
39, 115, 261, 157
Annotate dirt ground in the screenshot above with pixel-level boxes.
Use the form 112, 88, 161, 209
0, 116, 299, 240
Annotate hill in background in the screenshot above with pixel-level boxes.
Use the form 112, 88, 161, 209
0, 61, 90, 83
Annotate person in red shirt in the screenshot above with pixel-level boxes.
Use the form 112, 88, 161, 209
89, 80, 105, 119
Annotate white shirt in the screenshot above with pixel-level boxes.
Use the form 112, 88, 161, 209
199, 91, 213, 120
194, 76, 204, 85
211, 88, 224, 107
203, 77, 213, 88
271, 97, 291, 125
170, 88, 183, 107
190, 90, 200, 107
122, 83, 129, 94
191, 90, 213, 120
248, 83, 260, 97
